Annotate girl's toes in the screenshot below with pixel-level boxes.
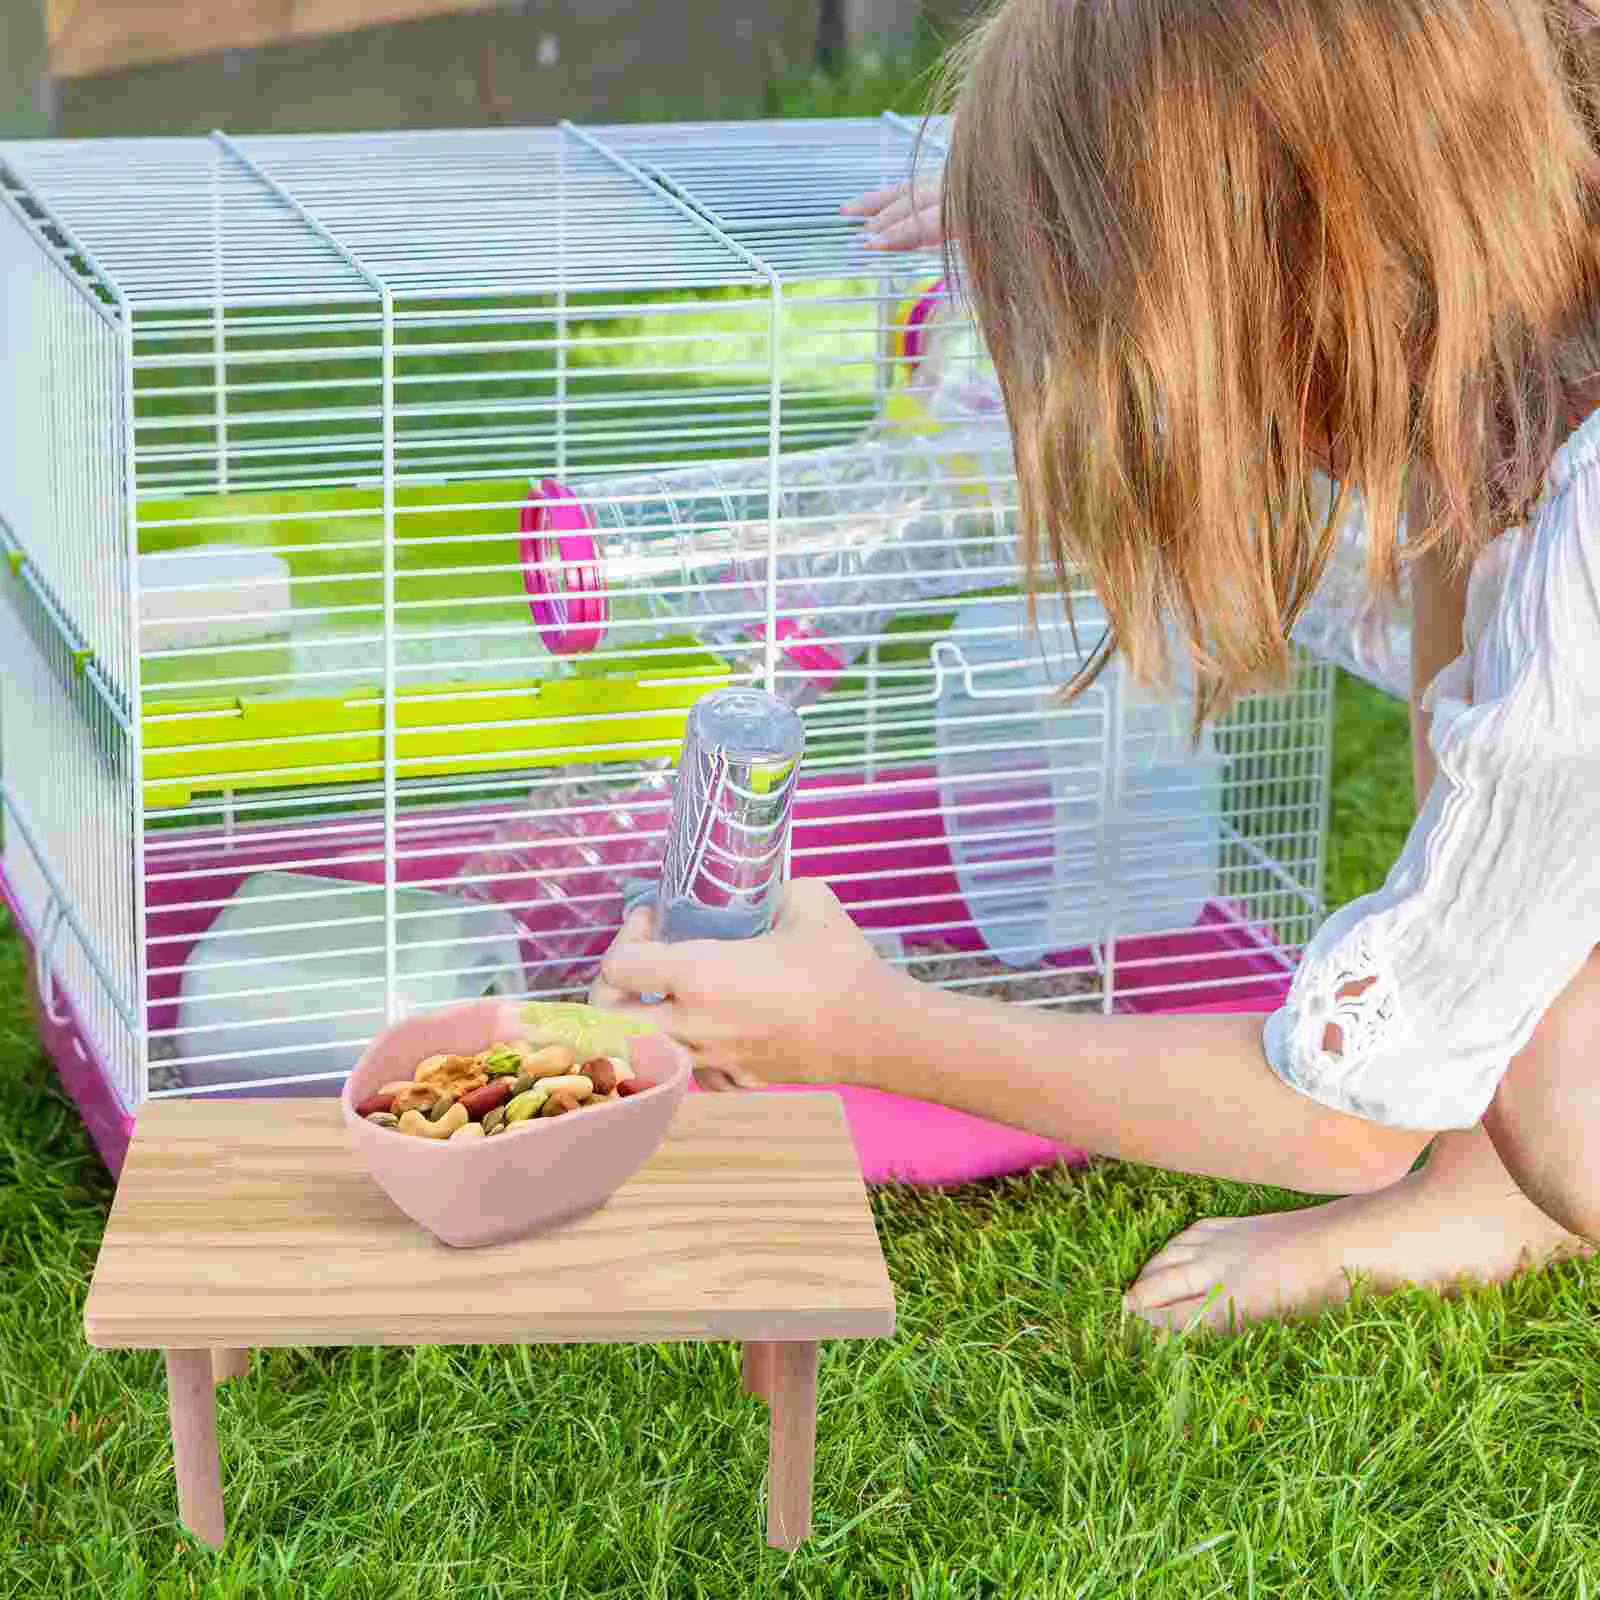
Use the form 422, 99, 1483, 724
1123, 1258, 1226, 1312
1131, 1294, 1215, 1333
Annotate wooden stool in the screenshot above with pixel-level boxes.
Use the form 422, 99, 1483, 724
84, 1094, 895, 1550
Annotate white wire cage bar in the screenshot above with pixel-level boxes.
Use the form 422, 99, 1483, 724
0, 117, 1337, 1151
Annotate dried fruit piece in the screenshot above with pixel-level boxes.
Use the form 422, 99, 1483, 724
580, 1058, 621, 1095
389, 1083, 439, 1117
414, 1053, 489, 1099
459, 1079, 516, 1121
616, 1076, 657, 1098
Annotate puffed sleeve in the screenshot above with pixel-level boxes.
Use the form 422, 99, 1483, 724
1261, 461, 1600, 1131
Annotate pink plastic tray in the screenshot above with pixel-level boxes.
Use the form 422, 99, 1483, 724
6, 765, 1293, 1182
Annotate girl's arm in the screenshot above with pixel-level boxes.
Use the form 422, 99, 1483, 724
592, 887, 1430, 1198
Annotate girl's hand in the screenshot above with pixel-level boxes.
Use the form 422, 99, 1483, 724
842, 178, 945, 252
587, 879, 902, 1091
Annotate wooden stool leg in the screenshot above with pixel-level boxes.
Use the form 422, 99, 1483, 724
212, 1348, 250, 1385
765, 1341, 819, 1550
166, 1349, 225, 1548
742, 1339, 775, 1401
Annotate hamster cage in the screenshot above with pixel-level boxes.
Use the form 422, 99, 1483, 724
0, 117, 1395, 1180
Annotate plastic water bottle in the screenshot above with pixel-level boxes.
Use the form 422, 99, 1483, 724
655, 685, 806, 945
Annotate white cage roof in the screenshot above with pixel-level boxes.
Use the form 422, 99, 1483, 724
0, 115, 951, 310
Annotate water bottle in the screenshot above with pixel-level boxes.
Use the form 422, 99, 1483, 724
655, 685, 806, 944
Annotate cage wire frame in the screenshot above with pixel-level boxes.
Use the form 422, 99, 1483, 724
0, 116, 1337, 1159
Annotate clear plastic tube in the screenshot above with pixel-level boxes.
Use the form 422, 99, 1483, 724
519, 425, 1020, 696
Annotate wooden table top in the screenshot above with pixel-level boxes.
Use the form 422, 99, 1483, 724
84, 1093, 896, 1350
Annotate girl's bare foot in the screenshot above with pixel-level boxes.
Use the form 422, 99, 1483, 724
1125, 1122, 1591, 1334
1128, 947, 1600, 1333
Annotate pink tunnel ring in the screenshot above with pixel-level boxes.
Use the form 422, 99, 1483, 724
521, 478, 608, 655
519, 478, 851, 693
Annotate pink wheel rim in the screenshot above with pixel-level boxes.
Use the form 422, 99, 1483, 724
520, 479, 608, 655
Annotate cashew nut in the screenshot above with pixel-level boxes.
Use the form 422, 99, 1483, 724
522, 1044, 579, 1081
398, 1103, 468, 1140
450, 1121, 485, 1141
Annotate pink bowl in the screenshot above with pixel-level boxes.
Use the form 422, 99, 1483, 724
341, 997, 692, 1248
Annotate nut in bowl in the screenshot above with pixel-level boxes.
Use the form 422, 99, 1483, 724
341, 998, 691, 1248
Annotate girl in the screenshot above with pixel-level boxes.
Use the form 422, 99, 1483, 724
594, 0, 1600, 1332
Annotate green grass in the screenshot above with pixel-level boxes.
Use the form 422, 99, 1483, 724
8, 35, 1600, 1594
6, 672, 1600, 1598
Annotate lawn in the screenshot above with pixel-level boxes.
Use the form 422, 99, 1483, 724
5, 670, 1600, 1599
7, 37, 1600, 1600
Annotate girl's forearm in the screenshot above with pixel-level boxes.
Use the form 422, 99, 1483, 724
843, 970, 1427, 1196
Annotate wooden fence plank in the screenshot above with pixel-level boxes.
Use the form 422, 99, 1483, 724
49, 0, 499, 80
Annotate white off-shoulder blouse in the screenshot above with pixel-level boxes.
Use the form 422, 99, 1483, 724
1263, 407, 1600, 1130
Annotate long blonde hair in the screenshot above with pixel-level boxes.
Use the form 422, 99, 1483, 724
937, 0, 1600, 720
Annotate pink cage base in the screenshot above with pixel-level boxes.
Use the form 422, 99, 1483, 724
4, 765, 1294, 1182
